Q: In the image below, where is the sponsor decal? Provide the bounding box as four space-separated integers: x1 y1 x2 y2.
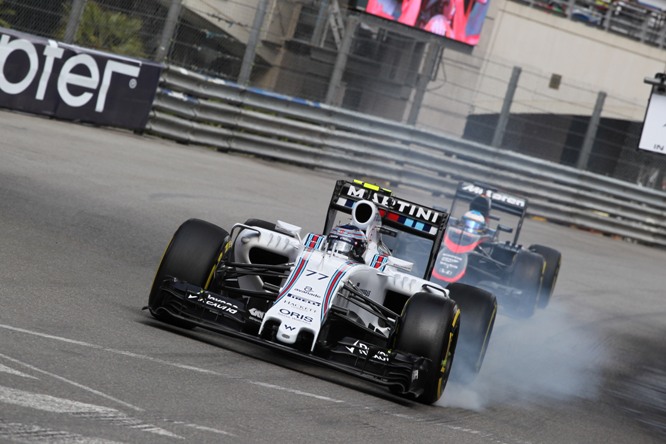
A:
279 308 313 323
344 340 389 362
345 185 440 224
286 293 321 306
284 325 296 331
0 28 161 129
0 34 140 112
188 291 239 315
461 183 526 208
284 300 317 313
249 308 264 320
293 286 323 299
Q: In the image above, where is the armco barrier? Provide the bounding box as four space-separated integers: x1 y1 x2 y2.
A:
146 66 666 247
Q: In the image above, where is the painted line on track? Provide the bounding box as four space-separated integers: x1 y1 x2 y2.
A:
0 385 182 439
0 322 515 443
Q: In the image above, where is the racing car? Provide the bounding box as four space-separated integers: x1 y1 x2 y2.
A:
145 179 496 404
428 181 562 317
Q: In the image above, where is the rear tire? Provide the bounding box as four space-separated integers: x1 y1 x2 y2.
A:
244 218 276 230
148 219 229 328
393 292 460 404
529 244 562 309
506 251 544 317
446 283 497 384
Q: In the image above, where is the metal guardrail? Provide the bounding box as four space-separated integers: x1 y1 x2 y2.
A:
147 66 666 247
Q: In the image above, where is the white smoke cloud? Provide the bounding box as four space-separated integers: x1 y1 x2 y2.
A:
439 299 609 410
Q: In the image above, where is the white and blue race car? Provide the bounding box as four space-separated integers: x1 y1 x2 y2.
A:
145 180 496 404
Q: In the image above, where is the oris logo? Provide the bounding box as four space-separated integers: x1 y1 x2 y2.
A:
279 308 313 323
0 34 140 113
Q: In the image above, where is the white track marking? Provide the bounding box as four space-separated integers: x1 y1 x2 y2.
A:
0 353 143 412
0 421 125 443
0 363 38 379
248 381 344 403
166 421 236 437
0 323 510 442
0 386 182 439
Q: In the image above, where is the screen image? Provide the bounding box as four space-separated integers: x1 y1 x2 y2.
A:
352 0 490 46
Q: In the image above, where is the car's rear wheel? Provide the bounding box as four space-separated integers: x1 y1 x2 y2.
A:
529 244 562 308
506 251 544 317
446 283 497 384
393 292 460 404
244 218 276 230
148 218 229 328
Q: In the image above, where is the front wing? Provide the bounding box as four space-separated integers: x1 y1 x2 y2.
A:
147 278 430 398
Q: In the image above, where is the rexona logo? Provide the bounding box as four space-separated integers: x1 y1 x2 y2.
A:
0 34 140 112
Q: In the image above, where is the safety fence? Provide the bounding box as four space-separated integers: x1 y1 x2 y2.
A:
147 66 666 247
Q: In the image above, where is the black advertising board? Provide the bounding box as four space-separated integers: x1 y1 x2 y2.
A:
0 27 162 130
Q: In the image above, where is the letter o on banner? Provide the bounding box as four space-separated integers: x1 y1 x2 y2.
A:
0 35 39 95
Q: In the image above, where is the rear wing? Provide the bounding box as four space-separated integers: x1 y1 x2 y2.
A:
324 180 450 279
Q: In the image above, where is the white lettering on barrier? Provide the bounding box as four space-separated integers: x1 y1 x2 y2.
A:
0 33 140 113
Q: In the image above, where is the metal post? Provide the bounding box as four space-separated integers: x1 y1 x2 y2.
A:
311 0 330 47
155 0 183 63
577 91 606 170
63 0 87 44
492 66 521 148
238 0 270 86
406 39 442 125
325 15 358 106
565 0 575 19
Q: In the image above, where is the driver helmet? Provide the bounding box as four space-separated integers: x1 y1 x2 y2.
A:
460 210 486 234
326 224 368 262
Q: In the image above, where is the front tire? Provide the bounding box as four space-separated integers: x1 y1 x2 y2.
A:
529 244 562 309
447 283 497 384
148 219 229 328
393 292 460 404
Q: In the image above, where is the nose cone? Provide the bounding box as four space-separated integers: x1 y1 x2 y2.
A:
277 322 298 344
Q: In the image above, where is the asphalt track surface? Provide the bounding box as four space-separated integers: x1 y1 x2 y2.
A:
0 109 665 443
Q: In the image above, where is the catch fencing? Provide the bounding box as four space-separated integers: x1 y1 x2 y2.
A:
147 66 666 247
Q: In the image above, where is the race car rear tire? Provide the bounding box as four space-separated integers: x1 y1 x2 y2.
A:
506 251 544 318
393 292 460 404
529 244 562 309
148 218 229 328
446 283 497 384
244 218 276 230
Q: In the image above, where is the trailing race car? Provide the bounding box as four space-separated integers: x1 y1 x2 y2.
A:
428 181 562 317
145 179 496 404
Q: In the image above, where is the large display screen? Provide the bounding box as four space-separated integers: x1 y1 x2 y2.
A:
351 0 490 46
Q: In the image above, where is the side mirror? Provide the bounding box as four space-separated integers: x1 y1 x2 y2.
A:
497 224 513 234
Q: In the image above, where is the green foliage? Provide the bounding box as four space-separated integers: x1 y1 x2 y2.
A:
0 0 15 28
64 0 145 58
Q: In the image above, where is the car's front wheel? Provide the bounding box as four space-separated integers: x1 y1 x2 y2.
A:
148 218 229 328
393 292 460 404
